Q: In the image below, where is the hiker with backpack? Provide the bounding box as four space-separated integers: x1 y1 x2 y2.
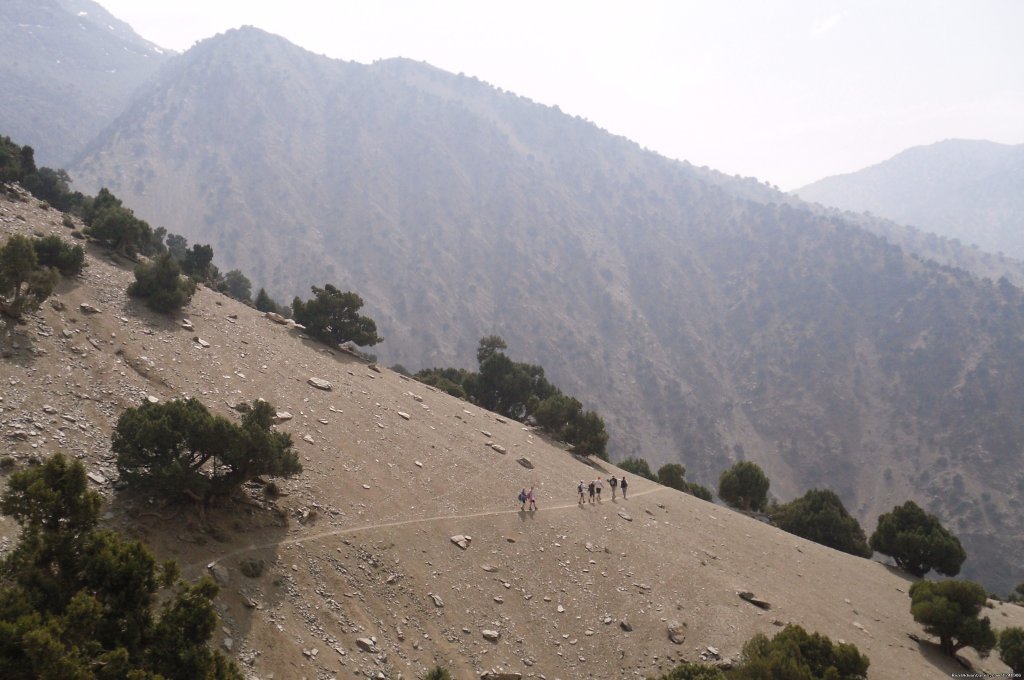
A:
620 476 628 499
527 486 537 512
587 479 596 504
578 480 586 505
518 488 528 510
609 475 618 500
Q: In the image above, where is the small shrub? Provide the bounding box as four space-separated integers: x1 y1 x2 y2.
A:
686 482 714 501
647 662 725 679
70 229 85 239
0 234 59 319
32 234 85 275
61 213 74 228
732 624 869 680
128 252 197 313
618 456 657 481
0 456 15 470
239 558 266 578
999 627 1024 675
264 481 281 498
423 667 453 680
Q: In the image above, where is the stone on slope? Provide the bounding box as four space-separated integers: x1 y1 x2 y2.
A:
355 637 377 653
480 672 522 680
79 303 100 314
516 457 534 469
308 377 332 390
450 535 470 549
482 629 500 642
667 620 687 644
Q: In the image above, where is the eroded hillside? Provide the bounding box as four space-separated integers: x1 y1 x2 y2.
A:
3 189 1022 680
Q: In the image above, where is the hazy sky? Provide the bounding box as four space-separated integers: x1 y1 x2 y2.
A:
98 0 1024 189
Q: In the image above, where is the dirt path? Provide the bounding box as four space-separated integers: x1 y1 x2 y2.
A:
187 486 666 572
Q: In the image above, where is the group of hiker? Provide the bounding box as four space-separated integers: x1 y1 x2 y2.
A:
578 475 627 505
517 475 629 512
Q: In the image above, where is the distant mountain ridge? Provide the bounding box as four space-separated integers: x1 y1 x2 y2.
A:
63 27 1024 593
796 139 1024 261
0 0 169 165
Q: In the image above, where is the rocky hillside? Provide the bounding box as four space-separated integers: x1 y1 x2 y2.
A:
796 140 1024 261
63 28 1024 594
3 187 1022 679
0 0 169 166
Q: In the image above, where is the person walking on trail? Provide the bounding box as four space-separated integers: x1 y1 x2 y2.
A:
578 480 586 505
620 476 628 499
518 488 527 511
609 475 618 500
595 476 604 502
587 480 596 504
527 486 537 512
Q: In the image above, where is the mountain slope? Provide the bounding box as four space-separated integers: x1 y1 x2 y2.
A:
796 140 1024 260
3 187 1022 679
69 29 1024 594
0 0 170 165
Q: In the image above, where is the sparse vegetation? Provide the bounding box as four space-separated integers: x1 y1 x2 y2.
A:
909 579 995 657
221 269 252 302
239 558 266 578
618 456 657 481
113 398 301 505
128 252 197 313
416 336 610 459
869 500 966 577
82 187 164 257
770 488 872 557
0 454 241 679
423 667 453 680
718 461 770 512
292 283 383 347
0 233 59 320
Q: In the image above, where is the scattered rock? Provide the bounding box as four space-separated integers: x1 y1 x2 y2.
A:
146 395 159 404
307 377 332 391
302 434 315 444
86 471 106 485
397 411 411 420
516 457 534 469
222 637 233 652
430 593 444 607
620 621 633 632
274 411 293 422
181 319 194 331
79 303 100 314
481 564 498 573
667 620 687 644
490 443 507 454
482 629 501 642
355 637 377 653
450 535 470 550
265 312 288 324
480 672 522 680
738 591 772 610
207 563 230 586
414 460 423 467
368 363 381 373
193 337 210 348
617 511 633 522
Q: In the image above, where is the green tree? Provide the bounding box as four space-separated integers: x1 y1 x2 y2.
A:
0 234 59 320
998 627 1024 675
771 489 872 557
292 284 382 347
618 457 656 481
657 463 688 491
732 624 869 680
32 235 84 276
128 252 197 313
254 287 278 313
869 500 966 577
0 454 241 679
165 233 189 262
182 244 215 281
686 481 714 501
1007 582 1024 603
113 398 302 504
909 580 995 657
222 269 252 301
647 662 725 680
718 460 770 512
